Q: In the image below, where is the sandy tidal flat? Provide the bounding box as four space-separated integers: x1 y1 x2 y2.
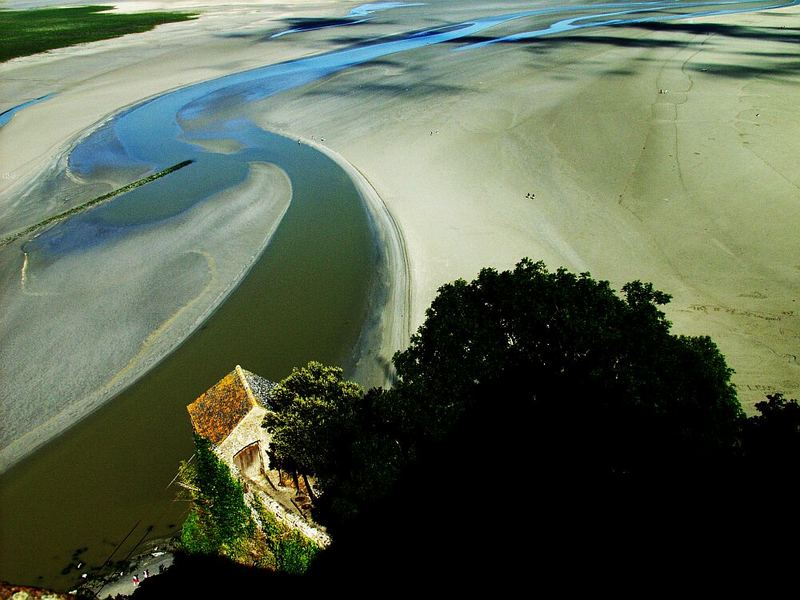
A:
0 162 291 470
1 1 798 474
249 2 800 407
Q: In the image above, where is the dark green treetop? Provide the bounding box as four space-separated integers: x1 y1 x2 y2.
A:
263 362 404 522
390 258 742 474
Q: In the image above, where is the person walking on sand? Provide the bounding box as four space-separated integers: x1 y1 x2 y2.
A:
132 574 140 586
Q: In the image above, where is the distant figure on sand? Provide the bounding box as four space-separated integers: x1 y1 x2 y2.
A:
132 575 140 586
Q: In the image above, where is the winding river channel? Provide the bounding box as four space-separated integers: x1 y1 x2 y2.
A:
0 0 796 588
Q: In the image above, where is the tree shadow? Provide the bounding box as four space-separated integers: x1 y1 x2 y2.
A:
446 20 800 81
302 79 468 99
628 20 800 44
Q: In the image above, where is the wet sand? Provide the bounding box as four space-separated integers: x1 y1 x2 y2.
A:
0 162 292 470
251 2 800 408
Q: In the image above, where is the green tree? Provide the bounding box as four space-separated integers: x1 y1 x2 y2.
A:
264 363 404 523
180 435 253 556
390 258 743 476
264 362 363 490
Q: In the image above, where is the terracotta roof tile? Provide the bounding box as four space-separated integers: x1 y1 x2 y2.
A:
187 367 260 445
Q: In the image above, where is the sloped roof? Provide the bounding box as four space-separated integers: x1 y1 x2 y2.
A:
242 369 278 406
187 365 276 445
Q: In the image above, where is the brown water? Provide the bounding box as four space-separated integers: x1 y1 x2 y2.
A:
0 135 378 590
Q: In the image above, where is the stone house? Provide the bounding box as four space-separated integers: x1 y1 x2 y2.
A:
186 365 276 481
186 365 330 546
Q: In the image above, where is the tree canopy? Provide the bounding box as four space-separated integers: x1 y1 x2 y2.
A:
389 258 742 478
263 362 405 521
265 260 749 530
169 258 798 582
264 362 363 490
308 261 796 578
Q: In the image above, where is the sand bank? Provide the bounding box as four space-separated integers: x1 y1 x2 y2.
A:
249 3 800 408
295 135 412 384
0 161 291 471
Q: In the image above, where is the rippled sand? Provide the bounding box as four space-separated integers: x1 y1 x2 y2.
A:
0 162 291 470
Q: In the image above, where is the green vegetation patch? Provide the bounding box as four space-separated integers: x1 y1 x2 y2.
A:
0 5 196 62
179 436 254 558
251 497 320 574
179 436 320 575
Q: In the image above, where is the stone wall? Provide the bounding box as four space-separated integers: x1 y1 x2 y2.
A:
214 406 271 472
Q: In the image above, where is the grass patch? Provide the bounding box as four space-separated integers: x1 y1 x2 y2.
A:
250 496 320 574
0 5 196 62
179 437 321 575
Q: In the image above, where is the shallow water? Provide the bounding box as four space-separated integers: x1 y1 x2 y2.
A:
0 134 376 590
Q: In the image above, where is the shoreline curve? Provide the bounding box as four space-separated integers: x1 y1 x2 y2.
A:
0 161 293 473
290 133 413 387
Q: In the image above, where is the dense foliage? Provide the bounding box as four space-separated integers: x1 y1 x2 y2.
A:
249 497 320 575
179 435 319 575
264 362 404 520
0 6 195 63
266 260 752 531
390 259 743 469
179 436 253 557
265 361 364 487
